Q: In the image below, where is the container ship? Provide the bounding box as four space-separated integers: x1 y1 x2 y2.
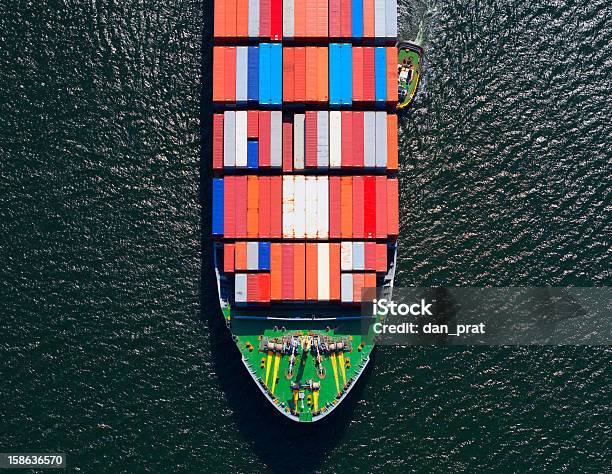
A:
210 0 413 422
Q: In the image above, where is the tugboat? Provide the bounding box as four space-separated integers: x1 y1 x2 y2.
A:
397 42 423 110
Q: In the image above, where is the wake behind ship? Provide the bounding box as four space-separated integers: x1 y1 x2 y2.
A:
211 0 400 422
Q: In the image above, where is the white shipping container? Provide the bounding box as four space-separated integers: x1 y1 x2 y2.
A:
282 176 295 238
385 0 397 38
317 243 330 301
283 0 294 37
293 114 305 169
223 111 236 167
236 47 248 102
248 0 259 37
305 177 318 239
235 111 248 167
317 111 329 168
270 111 282 167
316 177 329 239
363 112 376 167
235 274 247 303
352 242 365 270
329 111 341 168
247 242 259 270
294 175 306 238
375 0 386 37
341 273 353 303
341 241 353 271
375 112 387 168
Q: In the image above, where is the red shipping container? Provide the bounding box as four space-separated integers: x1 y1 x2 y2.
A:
293 243 305 300
340 177 353 238
364 242 376 270
363 176 376 238
224 176 236 238
213 47 224 101
305 243 318 301
247 110 259 139
387 114 398 171
214 0 226 37
352 175 364 238
317 0 328 37
352 47 364 102
352 111 364 167
236 0 248 37
387 178 399 236
329 243 341 300
224 243 235 273
247 273 259 303
362 47 375 101
329 0 341 37
270 0 282 40
363 0 375 38
305 111 318 167
305 47 318 102
294 48 306 102
258 176 271 237
329 177 341 239
270 243 282 300
375 243 387 272
386 47 399 103
283 121 293 173
247 176 259 238
213 113 224 170
317 48 329 102
340 0 352 37
375 176 387 238
258 273 271 303
270 176 282 238
235 176 248 238
281 243 294 300
258 111 271 167
226 0 237 37
353 273 365 302
260 0 271 38
341 111 353 167
224 47 236 102
283 48 295 102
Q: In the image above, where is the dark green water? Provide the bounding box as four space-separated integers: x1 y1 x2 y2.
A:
1 0 610 472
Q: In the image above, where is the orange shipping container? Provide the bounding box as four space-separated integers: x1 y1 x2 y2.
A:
294 0 306 37
386 47 399 103
294 48 306 102
213 47 224 101
224 243 235 272
235 242 247 270
317 0 328 36
270 176 282 238
247 176 259 238
305 47 318 101
387 114 398 171
364 273 377 299
306 243 318 301
225 0 237 37
363 0 375 38
353 273 365 302
340 177 353 238
293 243 306 300
317 47 329 102
214 0 226 37
224 47 236 102
259 176 271 237
375 243 387 272
387 178 399 236
283 48 295 102
270 244 282 300
306 0 316 37
236 0 248 37
329 243 341 300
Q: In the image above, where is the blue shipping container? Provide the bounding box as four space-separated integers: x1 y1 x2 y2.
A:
270 44 283 105
375 47 387 102
259 43 271 105
248 46 259 102
352 0 363 39
258 242 271 270
247 140 259 169
329 44 341 105
212 178 224 236
341 44 353 105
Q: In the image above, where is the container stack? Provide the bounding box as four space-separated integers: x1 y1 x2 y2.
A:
213 0 398 305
